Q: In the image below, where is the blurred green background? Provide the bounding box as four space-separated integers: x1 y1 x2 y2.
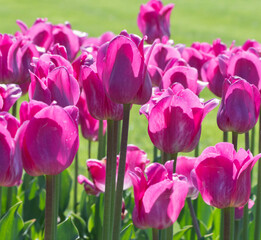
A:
2 0 261 198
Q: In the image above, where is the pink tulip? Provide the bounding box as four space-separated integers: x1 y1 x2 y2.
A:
129 162 188 229
97 31 152 105
235 199 255 220
77 91 107 141
137 0 174 44
192 142 261 208
165 157 198 199
0 84 22 112
0 112 22 186
217 76 260 133
227 50 261 89
140 84 219 153
78 145 150 195
81 65 123 120
29 66 80 107
15 103 79 176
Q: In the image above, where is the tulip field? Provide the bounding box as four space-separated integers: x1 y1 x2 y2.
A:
2 0 261 240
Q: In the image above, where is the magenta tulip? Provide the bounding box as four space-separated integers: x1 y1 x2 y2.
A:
78 145 150 195
77 91 107 141
165 157 198 199
140 84 219 153
15 103 79 176
192 142 261 208
0 112 22 186
235 199 254 220
81 65 123 120
129 162 188 229
137 0 174 44
0 84 22 112
217 76 260 133
29 66 80 107
97 31 152 105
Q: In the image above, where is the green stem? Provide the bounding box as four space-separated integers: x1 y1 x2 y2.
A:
112 104 131 240
187 198 202 239
0 187 2 217
224 208 230 240
6 187 13 209
88 140 91 159
152 228 159 240
170 153 178 173
254 110 261 240
161 151 168 164
102 120 114 240
74 152 78 213
117 120 121 154
12 101 17 117
232 132 238 151
194 143 199 157
250 126 255 154
109 121 119 232
98 120 105 160
245 132 249 150
223 131 228 142
153 146 158 162
220 209 224 240
229 208 235 240
234 220 240 240
44 175 59 240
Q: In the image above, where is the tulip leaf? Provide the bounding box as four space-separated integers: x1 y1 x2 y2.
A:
57 217 79 240
173 225 193 240
59 170 72 220
71 213 87 239
0 202 24 240
23 219 36 237
120 223 133 240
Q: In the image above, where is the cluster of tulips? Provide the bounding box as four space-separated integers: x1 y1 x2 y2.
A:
1 0 261 239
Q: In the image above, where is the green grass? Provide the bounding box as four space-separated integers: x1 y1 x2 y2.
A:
2 0 261 210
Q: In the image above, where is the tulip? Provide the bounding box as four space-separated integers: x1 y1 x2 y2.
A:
129 162 188 229
81 65 123 120
97 31 152 105
165 157 198 199
192 142 261 208
78 144 150 195
140 83 219 153
0 84 22 112
77 91 107 141
227 50 261 89
235 199 254 220
137 0 174 44
29 66 80 107
0 112 22 186
15 103 79 176
217 76 260 133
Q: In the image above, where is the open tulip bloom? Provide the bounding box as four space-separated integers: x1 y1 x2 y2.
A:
192 142 261 209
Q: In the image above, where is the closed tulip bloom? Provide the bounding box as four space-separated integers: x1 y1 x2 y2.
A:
129 163 188 229
0 113 22 186
227 50 261 89
97 31 152 105
165 157 198 199
137 0 174 44
81 65 123 120
192 142 261 208
217 76 260 133
141 84 219 153
78 145 149 195
29 66 80 107
0 84 22 112
16 104 79 176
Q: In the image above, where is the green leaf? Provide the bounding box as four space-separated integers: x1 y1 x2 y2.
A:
23 219 36 236
59 170 72 219
173 225 193 240
120 223 133 240
0 202 24 240
71 213 87 238
57 217 79 240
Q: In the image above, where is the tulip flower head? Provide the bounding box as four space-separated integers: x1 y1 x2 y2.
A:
192 142 261 208
129 162 188 229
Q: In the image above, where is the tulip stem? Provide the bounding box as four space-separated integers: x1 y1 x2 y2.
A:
242 132 249 239
223 131 228 142
152 228 159 240
153 146 158 162
170 153 178 173
74 152 78 213
250 126 255 154
254 110 261 240
44 174 59 240
112 104 131 240
102 120 115 240
88 140 91 159
220 209 224 240
230 208 235 240
187 198 202 239
161 151 169 164
232 132 238 151
6 187 13 209
98 120 105 160
0 187 2 217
